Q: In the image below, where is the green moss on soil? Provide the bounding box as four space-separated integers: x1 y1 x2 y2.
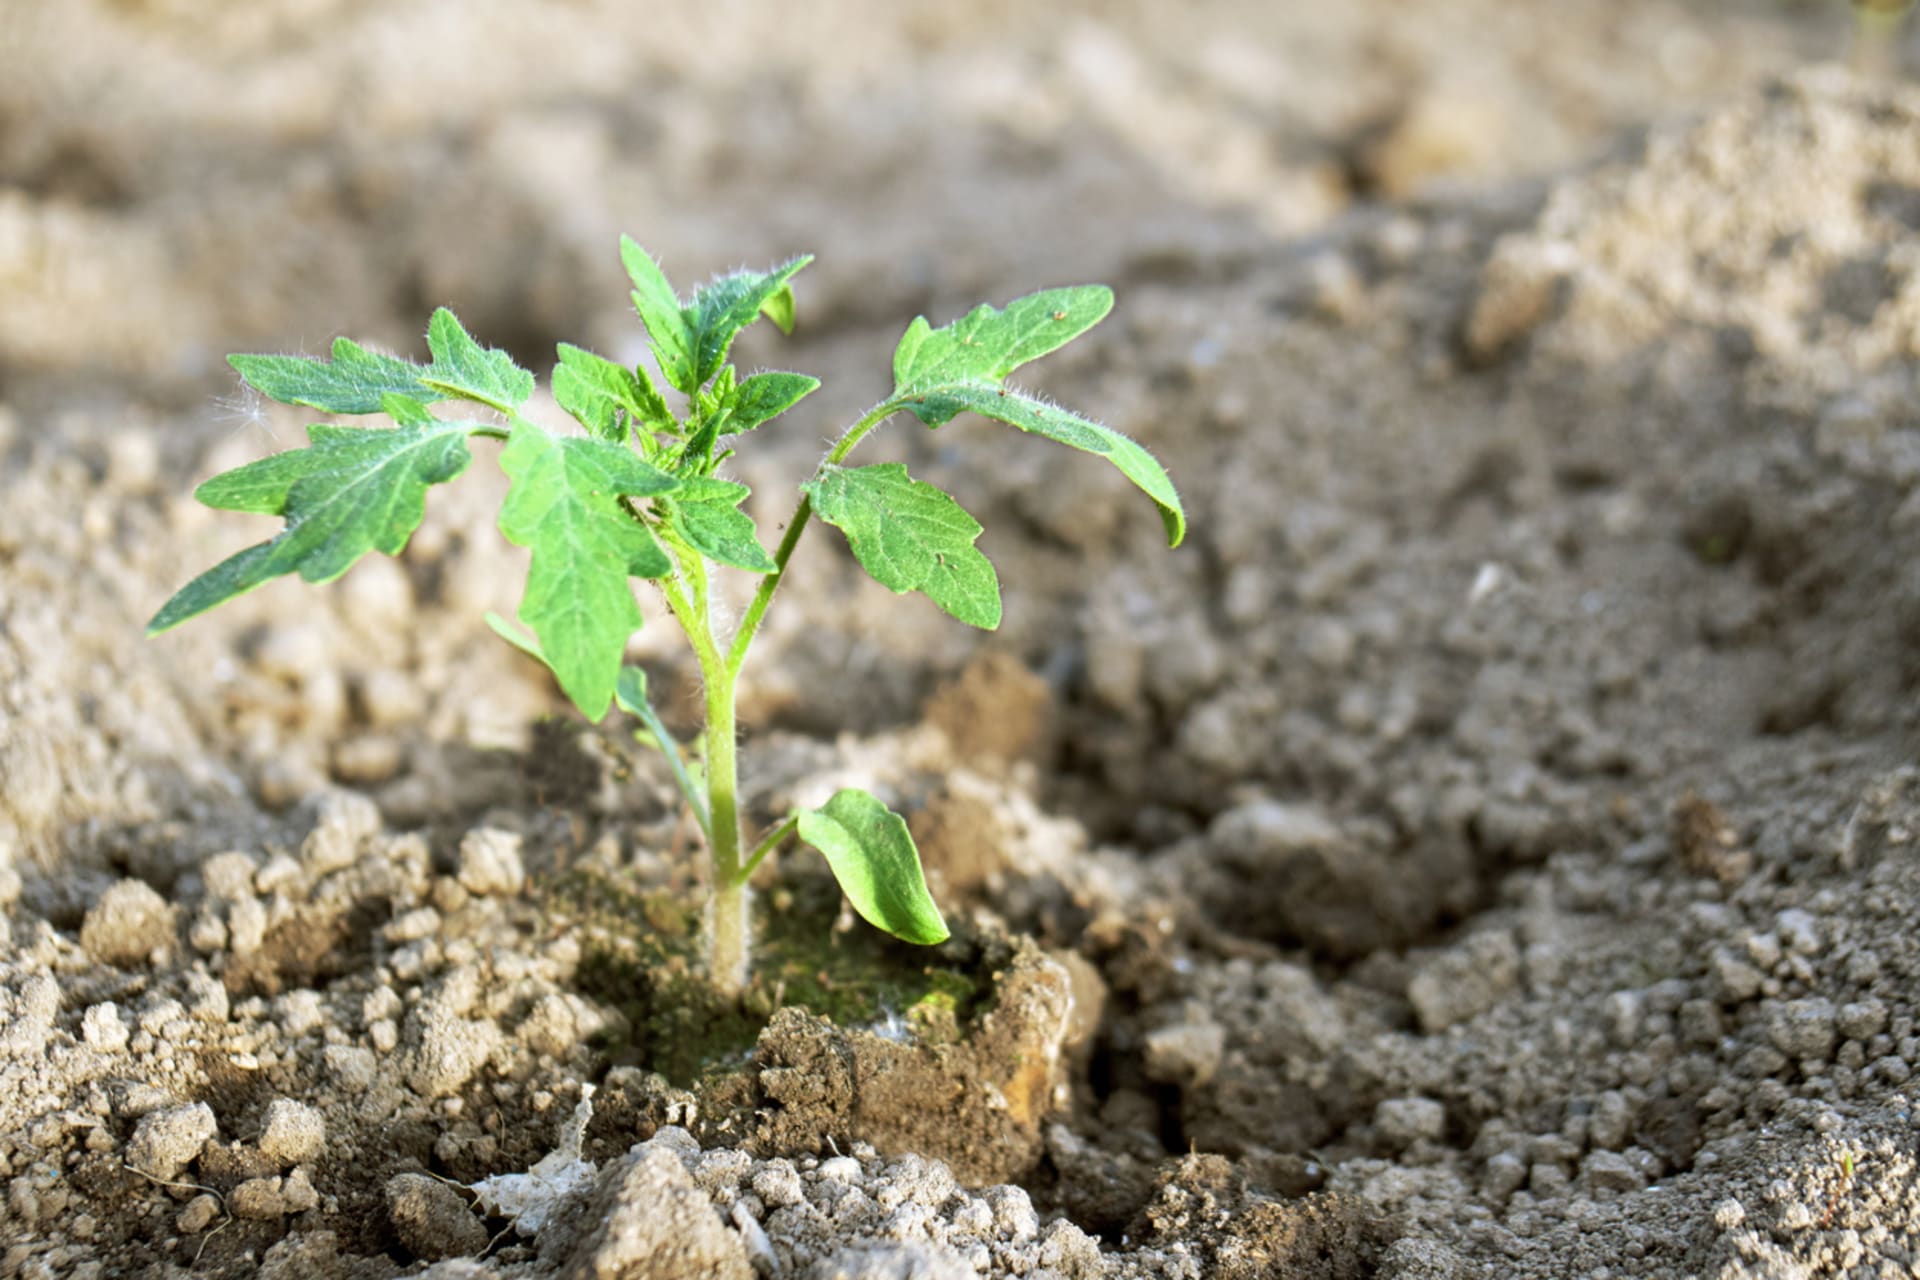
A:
553 867 988 1086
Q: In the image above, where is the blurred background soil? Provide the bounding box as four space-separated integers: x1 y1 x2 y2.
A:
6 2 1920 1277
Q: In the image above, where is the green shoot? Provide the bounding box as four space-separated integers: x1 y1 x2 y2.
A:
150 237 1186 995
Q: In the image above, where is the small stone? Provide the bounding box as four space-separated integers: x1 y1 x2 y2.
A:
282 1167 320 1213
81 1004 129 1053
1375 1096 1448 1148
818 1156 862 1184
177 1194 221 1234
127 1103 218 1182
231 1176 287 1219
1581 1150 1645 1193
259 1100 326 1167
323 1045 377 1091
360 669 426 728
752 1160 805 1208
982 1185 1038 1242
1775 909 1820 955
456 828 525 897
1764 998 1837 1061
301 790 380 875
1837 999 1889 1041
332 735 405 786
386 1173 488 1261
1142 1022 1226 1088
1710 949 1763 1003
79 880 176 967
567 1146 751 1279
184 969 230 1023
201 852 260 901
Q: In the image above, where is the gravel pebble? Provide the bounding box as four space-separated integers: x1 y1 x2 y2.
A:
126 1103 217 1182
259 1099 326 1167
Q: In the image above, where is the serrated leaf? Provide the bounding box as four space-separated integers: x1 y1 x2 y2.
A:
896 383 1184 548
687 257 812 387
664 477 775 573
149 416 479 633
420 308 535 411
621 236 698 394
893 285 1112 392
230 340 437 415
718 371 818 434
801 463 1001 628
552 343 675 443
797 789 949 945
231 310 534 416
496 422 681 720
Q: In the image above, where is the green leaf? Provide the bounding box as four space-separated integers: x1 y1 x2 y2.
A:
801 463 1001 628
893 285 1112 392
552 343 675 443
686 257 812 387
420 308 535 412
665 477 775 573
621 236 698 395
797 789 949 945
230 340 437 416
897 383 1184 548
148 412 480 633
496 422 681 720
718 371 818 434
760 283 799 335
485 609 550 666
229 311 534 416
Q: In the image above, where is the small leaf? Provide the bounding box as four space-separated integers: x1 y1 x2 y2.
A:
686 257 812 387
149 416 481 633
665 477 775 573
496 421 681 720
801 463 1000 628
230 340 436 415
797 789 949 945
895 383 1184 548
552 343 675 443
613 665 649 717
718 371 818 434
421 308 535 412
485 610 550 666
620 237 697 394
893 285 1112 391
760 283 799 335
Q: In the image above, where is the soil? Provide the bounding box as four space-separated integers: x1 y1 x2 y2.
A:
6 2 1920 1277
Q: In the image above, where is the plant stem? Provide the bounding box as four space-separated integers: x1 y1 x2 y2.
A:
659 557 750 994
679 396 906 992
725 397 902 678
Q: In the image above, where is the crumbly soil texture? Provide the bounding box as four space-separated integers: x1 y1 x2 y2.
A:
7 4 1920 1278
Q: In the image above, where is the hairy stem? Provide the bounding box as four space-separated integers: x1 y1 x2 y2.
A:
724 397 903 678
659 558 749 994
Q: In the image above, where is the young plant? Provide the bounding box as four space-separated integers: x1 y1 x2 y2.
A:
149 237 1185 994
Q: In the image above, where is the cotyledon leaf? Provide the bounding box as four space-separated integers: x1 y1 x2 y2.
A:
891 382 1184 548
496 421 681 721
229 308 534 415
148 396 482 633
801 463 1000 629
797 788 949 946
892 285 1112 392
664 477 775 573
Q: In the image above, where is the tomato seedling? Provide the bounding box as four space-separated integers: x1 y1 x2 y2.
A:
150 237 1185 993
